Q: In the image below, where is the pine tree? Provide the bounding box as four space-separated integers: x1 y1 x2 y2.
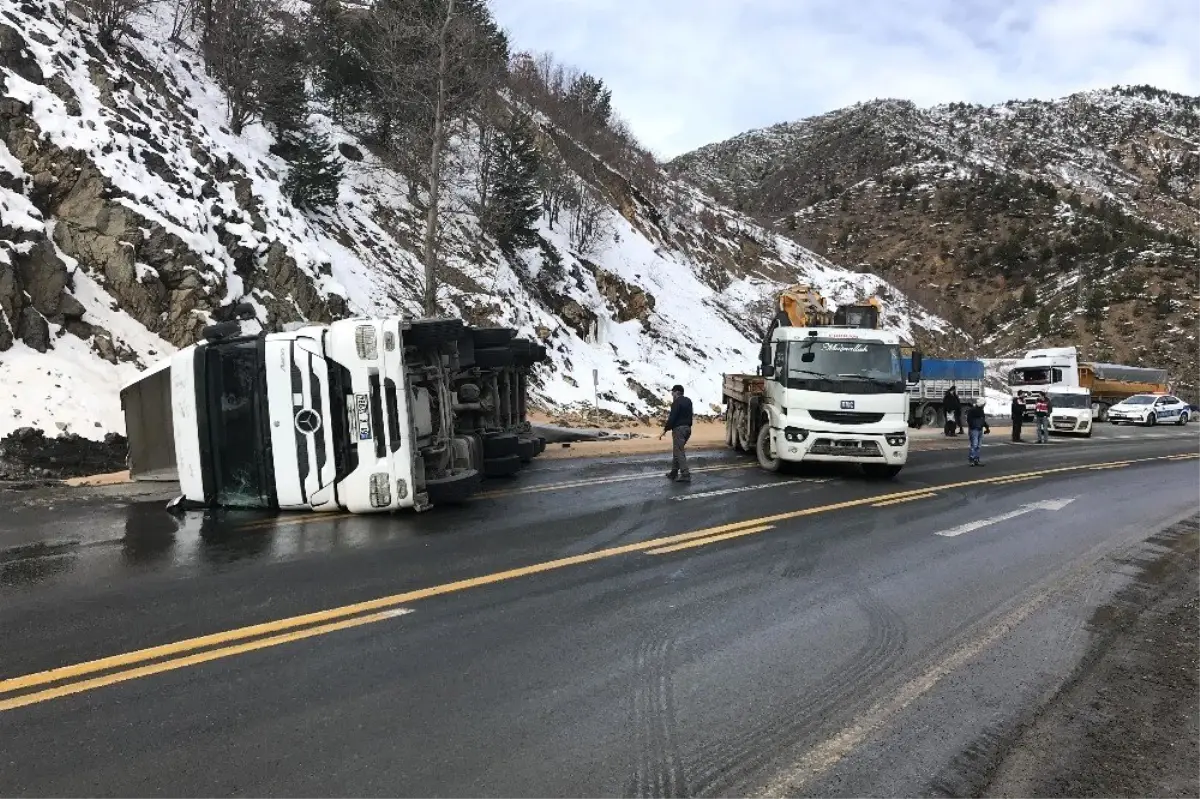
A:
1020 282 1037 308
484 113 541 249
283 130 344 210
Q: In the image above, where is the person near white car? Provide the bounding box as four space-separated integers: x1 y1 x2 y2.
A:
1107 394 1191 426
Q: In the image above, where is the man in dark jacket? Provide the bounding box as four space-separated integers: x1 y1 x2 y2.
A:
943 386 962 436
1010 394 1025 441
660 384 693 482
965 398 991 466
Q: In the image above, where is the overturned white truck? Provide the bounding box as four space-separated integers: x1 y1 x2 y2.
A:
120 306 549 514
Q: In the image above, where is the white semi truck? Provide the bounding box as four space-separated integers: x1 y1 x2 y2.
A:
723 285 922 478
119 306 548 514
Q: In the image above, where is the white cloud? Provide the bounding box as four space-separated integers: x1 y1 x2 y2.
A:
489 0 1200 158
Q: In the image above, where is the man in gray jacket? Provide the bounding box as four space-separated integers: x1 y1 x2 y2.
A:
659 384 693 482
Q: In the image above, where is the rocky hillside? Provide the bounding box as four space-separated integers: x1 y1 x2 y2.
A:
671 88 1200 401
0 0 950 439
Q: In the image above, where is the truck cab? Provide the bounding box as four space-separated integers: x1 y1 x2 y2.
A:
1008 346 1080 420
755 326 917 478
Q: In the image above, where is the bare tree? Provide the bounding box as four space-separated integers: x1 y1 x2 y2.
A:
367 0 506 316
203 0 272 134
80 0 161 47
566 180 611 256
167 0 196 45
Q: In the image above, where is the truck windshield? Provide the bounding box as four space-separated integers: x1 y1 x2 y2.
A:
1048 393 1090 409
786 339 904 394
1010 367 1052 385
201 338 276 508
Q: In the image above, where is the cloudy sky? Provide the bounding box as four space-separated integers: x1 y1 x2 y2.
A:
490 0 1200 159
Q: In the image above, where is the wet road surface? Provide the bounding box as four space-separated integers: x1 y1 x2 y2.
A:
0 425 1197 796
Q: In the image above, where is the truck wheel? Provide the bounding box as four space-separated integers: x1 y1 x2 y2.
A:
474 347 514 369
756 424 782 472
919 403 939 428
425 469 481 505
517 437 537 463
405 318 464 348
472 327 515 348
483 454 521 478
482 432 519 458
862 464 902 479
201 320 240 342
725 411 735 447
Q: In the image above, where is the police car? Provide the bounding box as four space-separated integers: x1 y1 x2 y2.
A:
1107 394 1191 426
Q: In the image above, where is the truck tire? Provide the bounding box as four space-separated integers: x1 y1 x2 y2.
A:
482 432 519 458
536 436 546 454
474 347 514 369
918 403 940 428
472 327 515 348
425 469 481 505
202 321 240 342
483 454 521 478
862 464 902 479
725 410 735 447
517 437 537 463
756 424 782 472
405 318 463 348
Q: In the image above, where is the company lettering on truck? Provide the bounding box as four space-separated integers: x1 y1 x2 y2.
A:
355 393 372 440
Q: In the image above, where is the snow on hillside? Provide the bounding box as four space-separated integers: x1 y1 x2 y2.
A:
0 0 950 440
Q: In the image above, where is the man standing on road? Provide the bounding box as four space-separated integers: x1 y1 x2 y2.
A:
1011 394 1025 442
1035 392 1052 444
660 384 693 482
966 397 991 466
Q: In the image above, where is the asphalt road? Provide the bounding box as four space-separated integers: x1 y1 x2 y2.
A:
0 423 1197 796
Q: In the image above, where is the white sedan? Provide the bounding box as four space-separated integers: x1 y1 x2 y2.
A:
1108 394 1191 426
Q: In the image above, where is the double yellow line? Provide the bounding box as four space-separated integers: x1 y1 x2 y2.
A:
1 451 1195 713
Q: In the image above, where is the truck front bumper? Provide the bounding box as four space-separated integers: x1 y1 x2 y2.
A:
774 427 909 466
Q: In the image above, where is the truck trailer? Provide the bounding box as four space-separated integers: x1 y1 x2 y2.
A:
120 308 548 514
902 354 985 429
1007 346 1168 421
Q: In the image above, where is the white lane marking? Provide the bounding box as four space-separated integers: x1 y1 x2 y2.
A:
670 479 828 502
378 608 415 619
934 497 1077 538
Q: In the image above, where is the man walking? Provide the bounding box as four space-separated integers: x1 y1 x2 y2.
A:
660 384 693 482
1010 394 1025 442
1035 392 1052 444
966 397 991 466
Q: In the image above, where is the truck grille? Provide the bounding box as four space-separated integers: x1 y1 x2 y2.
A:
809 439 883 457
809 410 885 425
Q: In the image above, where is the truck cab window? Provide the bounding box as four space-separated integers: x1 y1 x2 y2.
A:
202 339 275 509
772 342 787 378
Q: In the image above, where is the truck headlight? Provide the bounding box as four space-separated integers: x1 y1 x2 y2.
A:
886 433 907 446
784 427 808 442
369 472 391 507
356 325 379 360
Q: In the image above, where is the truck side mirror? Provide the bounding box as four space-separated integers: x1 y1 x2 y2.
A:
911 350 923 372
761 363 775 378
907 371 919 383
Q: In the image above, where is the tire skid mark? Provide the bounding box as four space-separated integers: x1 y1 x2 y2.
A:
685 587 908 797
628 631 687 797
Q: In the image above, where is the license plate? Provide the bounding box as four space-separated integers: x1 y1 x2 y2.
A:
355 393 372 440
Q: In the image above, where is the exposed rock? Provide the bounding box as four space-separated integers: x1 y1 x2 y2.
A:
0 23 43 85
17 306 51 351
46 73 81 116
594 267 656 324
0 426 128 480
338 142 364 162
58 291 86 320
13 238 68 318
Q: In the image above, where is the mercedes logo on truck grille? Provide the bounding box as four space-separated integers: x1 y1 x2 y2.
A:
294 408 322 434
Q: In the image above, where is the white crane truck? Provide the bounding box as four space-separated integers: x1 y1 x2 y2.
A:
723 287 922 478
120 306 548 514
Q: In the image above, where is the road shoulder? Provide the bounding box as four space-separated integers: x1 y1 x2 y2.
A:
984 514 1199 798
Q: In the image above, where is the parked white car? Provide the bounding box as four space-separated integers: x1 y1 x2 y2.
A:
1047 388 1094 436
1107 394 1191 426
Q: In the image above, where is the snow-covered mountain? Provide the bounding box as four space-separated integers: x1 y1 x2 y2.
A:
670 89 1199 401
0 0 950 440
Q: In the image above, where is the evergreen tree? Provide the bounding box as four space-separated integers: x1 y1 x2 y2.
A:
1020 281 1037 308
261 30 309 140
308 0 374 125
283 130 344 210
484 113 541 249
